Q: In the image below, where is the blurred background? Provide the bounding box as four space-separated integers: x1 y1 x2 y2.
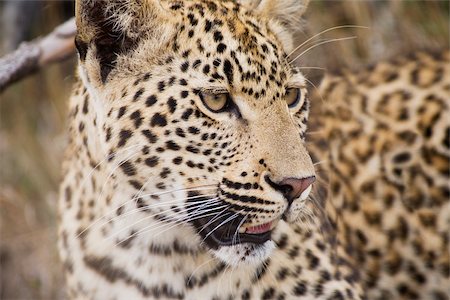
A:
0 1 448 299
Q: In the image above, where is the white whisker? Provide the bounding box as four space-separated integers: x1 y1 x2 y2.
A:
203 211 242 241
232 213 248 246
77 184 219 238
145 208 227 241
138 185 219 198
187 257 217 286
289 36 358 65
304 76 326 105
287 25 369 57
118 204 230 246
197 205 231 234
305 130 323 135
217 263 231 296
297 66 327 71
82 143 145 187
96 194 217 233
108 198 221 241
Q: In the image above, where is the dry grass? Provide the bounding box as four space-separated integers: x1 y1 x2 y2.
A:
0 1 448 299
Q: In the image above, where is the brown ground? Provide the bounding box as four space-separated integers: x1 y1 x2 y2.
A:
0 1 448 299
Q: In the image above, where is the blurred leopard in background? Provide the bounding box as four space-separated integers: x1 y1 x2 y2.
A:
309 50 450 300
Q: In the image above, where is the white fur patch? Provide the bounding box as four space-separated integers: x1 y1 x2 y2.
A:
211 241 276 267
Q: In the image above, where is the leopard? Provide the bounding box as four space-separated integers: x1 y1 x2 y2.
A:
307 50 450 300
58 0 449 299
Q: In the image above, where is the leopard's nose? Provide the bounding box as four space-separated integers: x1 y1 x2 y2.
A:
265 175 316 204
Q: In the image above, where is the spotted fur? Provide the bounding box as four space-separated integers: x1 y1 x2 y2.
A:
308 50 450 300
59 0 449 299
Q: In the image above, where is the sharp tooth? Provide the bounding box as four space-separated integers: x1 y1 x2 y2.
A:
239 227 246 233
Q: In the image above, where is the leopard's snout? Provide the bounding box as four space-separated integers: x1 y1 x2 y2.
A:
264 175 316 205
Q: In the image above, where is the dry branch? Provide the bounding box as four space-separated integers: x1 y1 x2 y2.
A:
0 18 77 93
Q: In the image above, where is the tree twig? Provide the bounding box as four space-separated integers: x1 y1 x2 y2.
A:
0 17 77 93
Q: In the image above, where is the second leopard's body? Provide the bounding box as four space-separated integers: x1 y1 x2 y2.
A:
309 51 450 299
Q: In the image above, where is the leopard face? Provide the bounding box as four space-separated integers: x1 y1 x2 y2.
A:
74 0 314 267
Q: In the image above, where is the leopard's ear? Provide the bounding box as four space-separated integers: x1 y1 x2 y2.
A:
240 0 310 52
75 0 175 84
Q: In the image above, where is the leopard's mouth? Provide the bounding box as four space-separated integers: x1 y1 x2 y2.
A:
194 216 274 249
187 193 275 249
204 222 272 249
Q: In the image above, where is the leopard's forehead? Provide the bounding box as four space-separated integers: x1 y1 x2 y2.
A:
112 0 295 103
169 0 284 56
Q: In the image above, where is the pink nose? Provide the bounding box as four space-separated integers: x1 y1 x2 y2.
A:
265 175 316 204
279 176 316 201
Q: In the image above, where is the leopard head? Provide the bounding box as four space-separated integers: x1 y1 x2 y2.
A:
74 0 314 267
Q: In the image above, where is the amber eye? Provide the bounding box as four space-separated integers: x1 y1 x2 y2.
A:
200 92 230 112
285 88 301 108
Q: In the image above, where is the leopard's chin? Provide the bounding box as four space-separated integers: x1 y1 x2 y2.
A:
212 241 276 267
193 213 277 266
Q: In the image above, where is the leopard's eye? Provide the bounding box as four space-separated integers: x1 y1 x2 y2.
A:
200 92 230 112
285 88 301 108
